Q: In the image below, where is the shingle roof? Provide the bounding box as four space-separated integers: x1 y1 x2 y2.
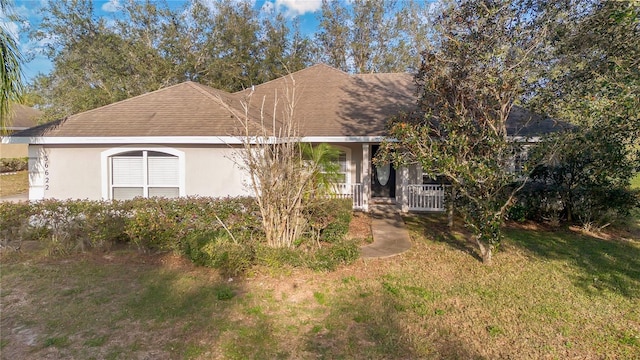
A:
18 82 260 137
6 104 41 130
236 64 416 137
11 64 566 139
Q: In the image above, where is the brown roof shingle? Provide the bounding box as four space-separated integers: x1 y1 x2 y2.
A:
6 104 42 130
26 82 260 137
11 64 566 139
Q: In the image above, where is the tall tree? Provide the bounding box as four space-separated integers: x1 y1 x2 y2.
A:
381 0 551 264
316 0 430 73
522 0 640 225
30 0 316 117
0 0 24 133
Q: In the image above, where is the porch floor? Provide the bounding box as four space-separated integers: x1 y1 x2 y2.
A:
360 204 412 258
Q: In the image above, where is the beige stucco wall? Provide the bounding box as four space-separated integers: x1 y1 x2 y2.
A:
31 144 251 200
28 142 371 201
179 145 249 198
33 145 104 200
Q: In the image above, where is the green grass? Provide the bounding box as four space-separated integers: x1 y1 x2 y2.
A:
1 216 639 359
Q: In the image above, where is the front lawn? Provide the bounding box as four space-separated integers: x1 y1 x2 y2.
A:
0 170 28 197
2 214 639 359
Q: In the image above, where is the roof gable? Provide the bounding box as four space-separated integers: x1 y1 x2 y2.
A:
31 82 259 137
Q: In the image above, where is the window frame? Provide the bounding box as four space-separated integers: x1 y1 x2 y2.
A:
101 147 185 200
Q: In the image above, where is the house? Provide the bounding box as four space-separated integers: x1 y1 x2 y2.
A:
1 104 42 159
3 64 562 211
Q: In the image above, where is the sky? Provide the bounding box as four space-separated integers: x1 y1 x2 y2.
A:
1 0 325 83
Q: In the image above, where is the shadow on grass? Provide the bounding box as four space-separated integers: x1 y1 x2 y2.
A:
506 227 640 299
302 275 485 359
403 214 483 262
124 268 288 358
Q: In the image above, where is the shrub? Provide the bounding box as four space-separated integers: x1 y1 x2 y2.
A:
124 197 262 252
306 240 360 271
304 198 352 243
0 197 359 274
182 231 255 277
254 245 305 269
0 158 28 173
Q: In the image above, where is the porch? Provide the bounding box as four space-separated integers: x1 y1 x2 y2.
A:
334 183 447 213
326 143 447 213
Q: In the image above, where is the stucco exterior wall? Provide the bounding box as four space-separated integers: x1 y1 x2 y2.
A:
28 142 370 201
179 145 249 198
30 144 251 200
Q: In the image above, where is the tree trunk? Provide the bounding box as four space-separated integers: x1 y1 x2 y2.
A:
476 238 493 266
447 187 455 228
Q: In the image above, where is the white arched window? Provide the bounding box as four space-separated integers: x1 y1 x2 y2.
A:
101 148 185 200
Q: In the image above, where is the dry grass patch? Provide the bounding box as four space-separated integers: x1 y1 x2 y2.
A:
0 170 28 197
1 213 639 359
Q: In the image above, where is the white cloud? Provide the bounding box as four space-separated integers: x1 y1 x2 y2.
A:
101 0 121 13
275 0 322 16
261 1 275 14
0 20 20 41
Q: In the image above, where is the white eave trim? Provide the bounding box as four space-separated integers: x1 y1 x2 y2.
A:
1 135 540 145
1 135 390 145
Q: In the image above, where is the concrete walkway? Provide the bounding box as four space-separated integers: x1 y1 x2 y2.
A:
360 204 412 258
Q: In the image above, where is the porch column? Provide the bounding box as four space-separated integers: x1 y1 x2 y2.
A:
362 144 370 212
401 166 409 213
28 145 46 201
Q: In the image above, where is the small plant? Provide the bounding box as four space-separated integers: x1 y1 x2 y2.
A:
213 285 235 300
44 336 70 348
313 291 327 305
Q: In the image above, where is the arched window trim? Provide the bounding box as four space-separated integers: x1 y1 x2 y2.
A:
100 147 185 200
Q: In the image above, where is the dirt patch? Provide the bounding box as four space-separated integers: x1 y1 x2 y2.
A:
347 212 372 241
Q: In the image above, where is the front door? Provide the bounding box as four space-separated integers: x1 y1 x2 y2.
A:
371 145 396 198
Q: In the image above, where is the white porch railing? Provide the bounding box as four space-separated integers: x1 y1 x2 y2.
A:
332 183 365 210
407 184 446 212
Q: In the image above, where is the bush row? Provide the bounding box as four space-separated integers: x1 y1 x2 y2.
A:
0 158 28 173
0 197 358 273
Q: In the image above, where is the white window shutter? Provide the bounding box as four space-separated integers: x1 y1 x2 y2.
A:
148 156 179 186
112 157 144 185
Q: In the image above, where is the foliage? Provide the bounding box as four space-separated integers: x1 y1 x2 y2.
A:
30 0 313 120
514 127 640 227
0 197 355 273
231 77 347 248
520 1 640 227
0 197 261 254
0 0 24 133
182 231 256 277
0 157 27 172
316 0 430 73
307 198 352 243
380 0 549 264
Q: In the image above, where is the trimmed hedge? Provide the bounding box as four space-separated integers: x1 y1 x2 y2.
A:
0 197 358 273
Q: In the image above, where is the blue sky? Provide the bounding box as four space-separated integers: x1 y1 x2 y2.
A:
2 0 324 83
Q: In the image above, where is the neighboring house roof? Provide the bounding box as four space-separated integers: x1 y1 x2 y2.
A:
9 64 566 140
5 104 41 131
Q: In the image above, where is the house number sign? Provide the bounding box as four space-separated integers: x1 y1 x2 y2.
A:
44 154 50 191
